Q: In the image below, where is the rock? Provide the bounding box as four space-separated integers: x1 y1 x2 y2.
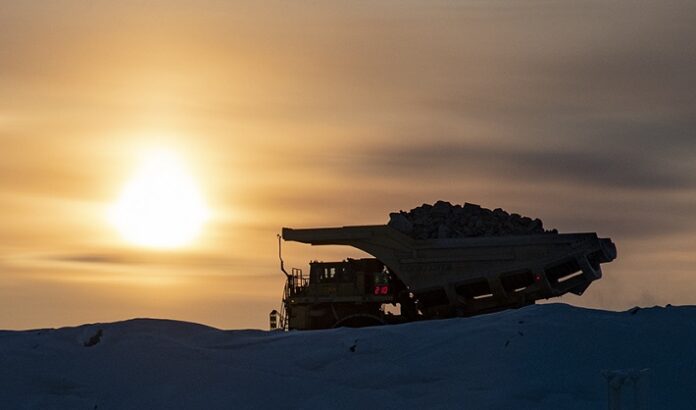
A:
437 224 450 239
388 201 557 239
432 200 452 215
83 329 103 347
388 212 413 233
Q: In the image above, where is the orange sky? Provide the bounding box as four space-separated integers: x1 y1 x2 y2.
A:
1 1 696 329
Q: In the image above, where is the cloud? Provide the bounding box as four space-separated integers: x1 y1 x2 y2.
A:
22 252 263 273
348 139 696 192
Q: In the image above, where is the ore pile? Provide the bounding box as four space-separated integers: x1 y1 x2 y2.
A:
388 201 558 239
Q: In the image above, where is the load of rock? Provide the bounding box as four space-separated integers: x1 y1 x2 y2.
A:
388 201 558 239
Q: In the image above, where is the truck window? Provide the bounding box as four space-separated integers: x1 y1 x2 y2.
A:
319 266 337 283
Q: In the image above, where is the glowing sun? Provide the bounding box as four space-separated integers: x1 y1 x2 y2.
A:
109 149 210 249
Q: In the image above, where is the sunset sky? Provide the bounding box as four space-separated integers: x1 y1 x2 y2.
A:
1 1 695 330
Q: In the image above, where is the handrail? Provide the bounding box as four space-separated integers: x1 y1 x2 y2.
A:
279 267 308 330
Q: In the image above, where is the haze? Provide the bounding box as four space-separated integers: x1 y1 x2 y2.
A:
1 0 695 329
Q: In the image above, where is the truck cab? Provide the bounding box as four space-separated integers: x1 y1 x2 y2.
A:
282 258 408 330
308 259 391 297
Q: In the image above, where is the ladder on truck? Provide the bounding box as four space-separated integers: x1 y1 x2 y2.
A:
272 267 306 330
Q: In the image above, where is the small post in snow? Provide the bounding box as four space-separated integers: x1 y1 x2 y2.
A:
602 368 649 410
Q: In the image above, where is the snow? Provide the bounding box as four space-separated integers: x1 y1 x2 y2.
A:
1 303 694 409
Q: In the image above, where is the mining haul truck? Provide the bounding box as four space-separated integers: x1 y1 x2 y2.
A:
271 225 616 331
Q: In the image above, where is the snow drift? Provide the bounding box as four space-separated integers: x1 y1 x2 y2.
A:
0 304 694 409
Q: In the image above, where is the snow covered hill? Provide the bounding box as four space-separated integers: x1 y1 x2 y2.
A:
1 304 694 410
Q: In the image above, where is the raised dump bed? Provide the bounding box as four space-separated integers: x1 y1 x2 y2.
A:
282 225 616 317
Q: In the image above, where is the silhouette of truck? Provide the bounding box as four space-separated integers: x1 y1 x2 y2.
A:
271 225 616 330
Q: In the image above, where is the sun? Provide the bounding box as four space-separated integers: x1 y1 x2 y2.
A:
108 149 210 249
